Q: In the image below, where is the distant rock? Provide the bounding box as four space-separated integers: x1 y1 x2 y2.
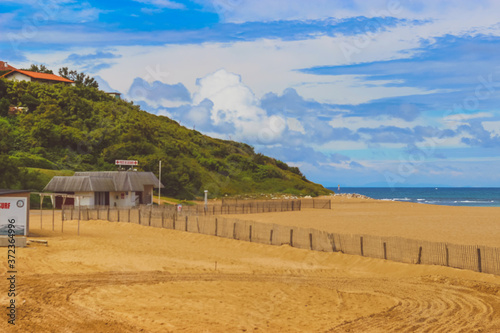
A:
334 193 372 200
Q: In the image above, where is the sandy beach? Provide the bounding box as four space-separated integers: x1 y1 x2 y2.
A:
1 198 500 332
226 196 500 247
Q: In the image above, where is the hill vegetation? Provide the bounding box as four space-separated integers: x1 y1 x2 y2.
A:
0 77 331 199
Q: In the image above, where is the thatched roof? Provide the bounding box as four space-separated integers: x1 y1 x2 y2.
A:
44 171 163 192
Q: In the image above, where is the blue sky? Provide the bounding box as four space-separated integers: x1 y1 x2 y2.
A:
2 0 500 187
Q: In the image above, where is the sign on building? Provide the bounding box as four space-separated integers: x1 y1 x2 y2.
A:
115 160 139 166
0 197 27 236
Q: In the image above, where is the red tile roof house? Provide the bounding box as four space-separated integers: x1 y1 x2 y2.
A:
0 66 75 86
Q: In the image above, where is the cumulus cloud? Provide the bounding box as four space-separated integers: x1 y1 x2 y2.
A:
128 77 191 108
93 75 118 92
192 69 286 144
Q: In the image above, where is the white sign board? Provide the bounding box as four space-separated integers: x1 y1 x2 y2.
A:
115 160 138 166
0 198 27 236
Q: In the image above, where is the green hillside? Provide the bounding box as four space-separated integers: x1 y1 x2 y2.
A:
0 78 332 199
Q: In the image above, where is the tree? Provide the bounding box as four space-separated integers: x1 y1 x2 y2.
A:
20 93 40 112
21 64 54 74
0 155 20 189
58 67 99 88
0 97 9 117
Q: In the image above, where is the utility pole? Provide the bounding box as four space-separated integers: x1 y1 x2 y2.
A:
204 190 208 211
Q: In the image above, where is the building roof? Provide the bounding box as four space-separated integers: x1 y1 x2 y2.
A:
0 61 16 71
1 69 74 83
0 189 31 195
44 171 164 193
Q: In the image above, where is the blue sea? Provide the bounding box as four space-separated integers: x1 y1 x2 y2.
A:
327 187 500 207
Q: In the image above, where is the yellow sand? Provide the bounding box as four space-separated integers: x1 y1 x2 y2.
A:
0 199 499 332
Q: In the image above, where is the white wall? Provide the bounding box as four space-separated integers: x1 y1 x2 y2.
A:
110 191 136 207
75 192 94 206
8 72 32 82
73 191 144 207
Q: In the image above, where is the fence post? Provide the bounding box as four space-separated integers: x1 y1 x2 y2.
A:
172 214 175 229
149 209 152 226
360 236 364 256
270 229 273 244
233 223 236 239
417 246 423 264
161 210 164 228
383 242 387 260
445 245 449 266
477 248 482 273
52 201 55 231
128 208 131 223
185 216 188 231
215 218 218 236
309 233 313 250
249 225 252 242
107 207 110 221
290 229 293 247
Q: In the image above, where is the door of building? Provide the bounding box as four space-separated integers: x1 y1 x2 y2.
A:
94 192 110 206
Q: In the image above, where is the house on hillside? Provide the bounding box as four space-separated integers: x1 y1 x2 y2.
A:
8 106 28 116
44 171 164 208
107 92 122 100
1 69 75 86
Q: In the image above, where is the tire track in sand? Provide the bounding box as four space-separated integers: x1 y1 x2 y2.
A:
327 276 500 333
8 272 500 332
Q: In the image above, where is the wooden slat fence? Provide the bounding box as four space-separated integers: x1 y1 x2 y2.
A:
63 205 499 276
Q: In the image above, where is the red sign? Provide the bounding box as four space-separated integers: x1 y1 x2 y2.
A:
115 160 138 166
0 202 11 209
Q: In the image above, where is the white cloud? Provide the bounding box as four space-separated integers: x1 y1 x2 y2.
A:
89 34 432 105
329 115 425 131
482 120 500 135
287 118 306 134
133 0 185 9
444 112 494 121
192 69 286 144
204 0 500 26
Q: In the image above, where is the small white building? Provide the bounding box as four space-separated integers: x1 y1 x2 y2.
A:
44 171 163 208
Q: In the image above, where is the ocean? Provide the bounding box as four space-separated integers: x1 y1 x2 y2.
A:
327 187 500 207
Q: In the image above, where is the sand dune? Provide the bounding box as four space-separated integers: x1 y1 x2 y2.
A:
1 201 500 332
